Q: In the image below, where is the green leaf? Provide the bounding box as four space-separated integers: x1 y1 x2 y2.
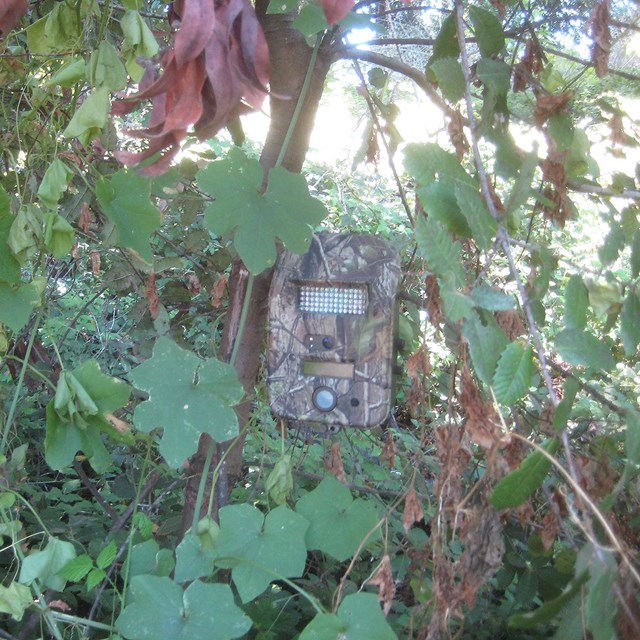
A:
505 150 538 215
198 148 327 274
0 582 32 621
0 189 21 283
476 59 510 95
43 212 75 258
585 550 617 640
116 576 252 640
431 57 465 103
300 593 397 640
46 57 86 87
631 229 640 278
586 280 621 317
463 313 508 385
19 536 77 592
38 159 74 209
427 12 459 66
293 3 328 36
96 540 117 570
404 142 476 189
215 504 309 603
130 337 243 468
555 329 615 372
598 223 625 265
491 438 559 509
267 0 300 14
58 554 94 582
440 281 474 322
454 183 497 250
552 377 579 432
265 454 294 505
564 275 588 331
492 342 534 405
8 205 43 262
121 11 159 81
621 290 640 356
88 41 127 91
86 568 107 590
0 282 41 332
97 170 161 262
174 535 215 584
415 216 465 288
471 285 515 311
416 182 470 237
296 476 379 562
626 410 640 470
64 87 110 145
469 6 504 57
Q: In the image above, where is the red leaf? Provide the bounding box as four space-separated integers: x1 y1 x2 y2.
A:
0 0 27 37
145 271 160 319
319 0 355 25
173 0 216 66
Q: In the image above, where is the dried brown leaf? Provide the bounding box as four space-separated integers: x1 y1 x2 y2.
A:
448 109 469 161
380 432 396 469
403 485 424 534
495 309 526 340
79 203 94 236
513 39 544 93
534 91 573 128
90 250 101 276
425 274 443 327
211 273 228 308
187 273 202 296
368 554 395 615
540 508 559 550
589 0 611 78
325 441 347 484
145 270 160 319
407 345 431 380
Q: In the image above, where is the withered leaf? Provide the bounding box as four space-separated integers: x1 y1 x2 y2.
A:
211 273 228 308
534 91 573 128
145 270 160 319
325 441 347 484
368 554 395 615
589 0 611 78
380 432 396 469
403 485 424 534
513 39 544 93
448 109 469 161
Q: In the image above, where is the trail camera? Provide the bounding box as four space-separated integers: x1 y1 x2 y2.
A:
267 233 401 431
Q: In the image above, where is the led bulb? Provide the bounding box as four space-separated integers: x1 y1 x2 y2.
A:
299 285 366 315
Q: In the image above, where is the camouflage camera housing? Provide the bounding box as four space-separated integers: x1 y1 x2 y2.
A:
267 232 401 431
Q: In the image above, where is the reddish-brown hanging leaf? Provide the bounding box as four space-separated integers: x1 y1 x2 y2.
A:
325 441 347 484
319 0 355 25
90 251 101 276
448 109 469 161
380 432 396 469
540 508 559 550
78 203 94 236
115 0 269 176
406 345 431 380
368 555 395 615
403 485 424 534
540 154 570 226
533 91 573 128
211 273 228 308
425 274 443 327
495 309 526 340
513 39 544 93
589 0 611 78
0 0 27 37
145 271 160 319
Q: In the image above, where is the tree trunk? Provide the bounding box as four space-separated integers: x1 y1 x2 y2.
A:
179 8 333 537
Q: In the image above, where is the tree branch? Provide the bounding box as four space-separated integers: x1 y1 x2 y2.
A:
544 46 640 82
568 180 640 201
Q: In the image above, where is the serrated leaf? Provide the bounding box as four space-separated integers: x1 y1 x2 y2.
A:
86 568 107 590
198 148 327 274
300 593 396 640
491 438 559 509
505 150 538 215
130 337 243 468
631 230 640 277
428 12 459 66
215 504 309 603
564 275 588 331
598 223 625 265
415 216 465 288
115 576 251 640
416 182 471 236
555 329 615 372
620 290 640 356
431 57 465 103
296 476 379 562
469 6 505 57
96 540 117 570
492 342 534 405
463 313 508 385
0 582 32 621
19 536 77 592
97 170 161 263
0 282 41 331
58 554 93 582
476 58 511 95
174 535 215 583
440 281 474 322
454 184 497 250
404 142 476 189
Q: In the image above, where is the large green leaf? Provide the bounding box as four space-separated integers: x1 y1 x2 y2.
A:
63 87 110 146
564 275 589 331
555 328 615 371
430 57 465 103
404 143 476 189
470 285 515 311
0 282 41 331
174 535 215 584
130 337 243 468
215 504 309 603
416 182 470 237
620 290 640 356
427 12 459 66
505 150 538 215
198 148 327 274
0 188 21 283
19 537 77 592
469 6 505 57
97 169 161 262
0 582 32 621
115 576 251 640
415 216 465 288
476 59 510 95
463 313 508 385
300 593 397 640
37 159 73 209
491 438 559 509
454 183 497 250
492 342 534 405
296 476 379 562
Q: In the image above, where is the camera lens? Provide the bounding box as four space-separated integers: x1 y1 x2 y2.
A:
312 387 337 412
321 336 334 349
